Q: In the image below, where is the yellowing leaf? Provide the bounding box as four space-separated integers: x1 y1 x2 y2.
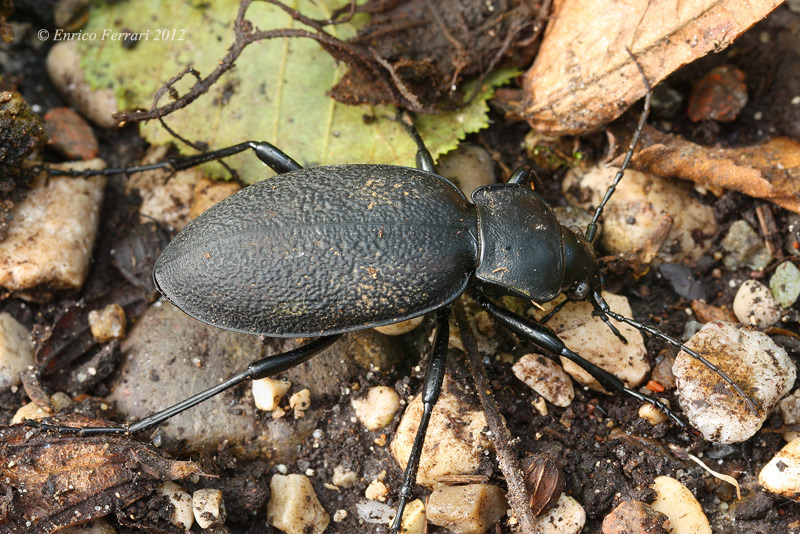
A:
79 1 515 183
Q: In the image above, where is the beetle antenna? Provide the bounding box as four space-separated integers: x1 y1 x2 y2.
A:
589 291 758 414
585 50 651 243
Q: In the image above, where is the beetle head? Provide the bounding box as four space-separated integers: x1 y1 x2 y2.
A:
560 226 602 301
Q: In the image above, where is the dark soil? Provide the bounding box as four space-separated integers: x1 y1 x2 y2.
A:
2 2 800 534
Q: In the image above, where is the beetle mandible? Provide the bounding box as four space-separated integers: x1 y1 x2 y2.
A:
38 64 754 532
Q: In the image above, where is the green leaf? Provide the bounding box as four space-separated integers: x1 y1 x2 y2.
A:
79 0 517 183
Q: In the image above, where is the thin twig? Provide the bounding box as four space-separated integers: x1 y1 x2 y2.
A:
453 300 539 534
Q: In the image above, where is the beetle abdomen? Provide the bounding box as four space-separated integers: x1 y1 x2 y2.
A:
154 165 478 336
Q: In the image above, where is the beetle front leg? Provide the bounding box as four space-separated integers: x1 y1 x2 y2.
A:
471 292 685 427
27 335 341 436
389 308 449 533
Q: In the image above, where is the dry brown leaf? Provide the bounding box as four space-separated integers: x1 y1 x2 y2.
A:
522 0 783 135
0 418 204 533
627 127 800 214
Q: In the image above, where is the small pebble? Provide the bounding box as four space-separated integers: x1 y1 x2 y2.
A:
437 144 496 196
639 401 669 426
650 350 677 389
392 499 425 534
390 377 491 487
192 488 226 529
11 401 50 424
190 177 241 220
602 499 670 534
770 261 800 308
356 500 395 524
374 315 424 336
289 388 311 418
365 479 389 502
267 474 330 534
0 162 106 292
157 481 194 531
531 292 649 392
0 312 34 389
46 41 119 128
674 321 795 443
512 353 574 407
533 493 586 534
252 378 291 411
651 476 711 534
44 107 99 160
11 391 72 424
759 437 800 500
332 465 358 489
563 166 716 263
426 484 507 534
721 220 772 271
781 390 800 425
732 280 781 329
332 509 348 522
686 66 748 123
351 386 401 431
87 303 126 343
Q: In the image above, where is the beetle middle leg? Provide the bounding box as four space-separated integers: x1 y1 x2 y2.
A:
27 335 341 435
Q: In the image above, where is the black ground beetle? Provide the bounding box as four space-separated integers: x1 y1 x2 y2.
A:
36 66 753 532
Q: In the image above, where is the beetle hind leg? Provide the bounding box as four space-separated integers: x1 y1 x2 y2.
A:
44 141 303 178
389 308 450 533
25 335 341 436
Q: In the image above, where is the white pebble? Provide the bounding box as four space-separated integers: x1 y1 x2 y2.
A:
390 377 491 487
639 401 669 426
351 386 401 431
674 321 795 443
392 499 425 534
437 144 496 196
46 41 120 128
88 304 127 343
157 481 194 531
759 438 800 500
192 488 226 529
512 353 574 407
374 315 425 336
289 388 311 418
0 312 34 389
267 474 330 534
733 280 781 329
0 167 106 292
531 292 649 391
651 476 711 534
252 378 291 411
332 465 358 489
781 390 800 425
427 484 508 534
533 493 586 534
355 500 395 524
563 166 716 262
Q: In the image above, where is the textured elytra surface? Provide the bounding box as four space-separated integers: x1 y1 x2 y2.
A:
154 165 478 336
